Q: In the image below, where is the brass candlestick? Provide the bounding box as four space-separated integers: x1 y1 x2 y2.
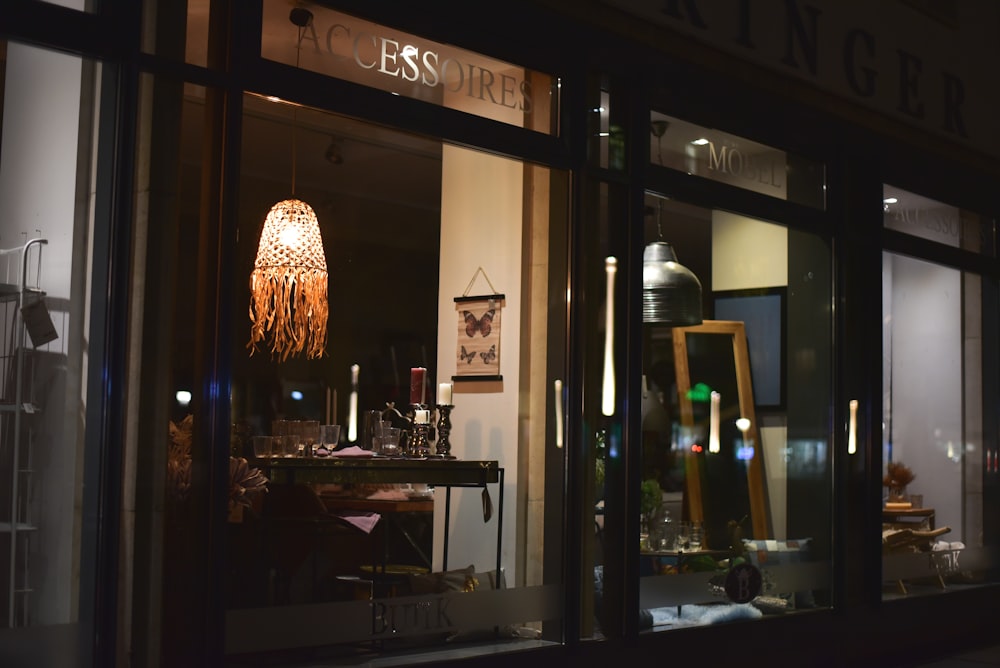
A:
435 404 455 458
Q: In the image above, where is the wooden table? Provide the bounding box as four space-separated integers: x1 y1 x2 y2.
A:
258 457 503 574
882 506 935 530
320 495 435 571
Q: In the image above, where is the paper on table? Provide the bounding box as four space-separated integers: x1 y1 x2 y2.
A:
336 510 381 533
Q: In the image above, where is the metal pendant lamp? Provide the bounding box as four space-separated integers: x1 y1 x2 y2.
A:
247 8 328 361
642 203 702 326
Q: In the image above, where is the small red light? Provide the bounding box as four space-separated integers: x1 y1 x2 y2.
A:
691 444 703 453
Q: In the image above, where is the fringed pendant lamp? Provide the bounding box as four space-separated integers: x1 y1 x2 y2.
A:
248 198 328 360
247 7 328 361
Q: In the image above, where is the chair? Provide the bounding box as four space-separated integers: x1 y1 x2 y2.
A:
262 484 370 604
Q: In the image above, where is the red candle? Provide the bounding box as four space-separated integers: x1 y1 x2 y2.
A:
410 367 426 405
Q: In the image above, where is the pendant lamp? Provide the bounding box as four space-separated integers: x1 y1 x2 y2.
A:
247 8 328 361
642 202 702 326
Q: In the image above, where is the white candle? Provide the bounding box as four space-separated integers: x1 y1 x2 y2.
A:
438 382 453 405
414 409 430 424
347 364 359 442
708 391 720 453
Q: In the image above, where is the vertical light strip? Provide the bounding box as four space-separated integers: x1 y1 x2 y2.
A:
554 379 564 448
708 391 721 453
602 257 617 416
847 399 858 454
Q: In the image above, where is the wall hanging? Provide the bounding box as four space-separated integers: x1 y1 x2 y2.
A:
453 267 504 382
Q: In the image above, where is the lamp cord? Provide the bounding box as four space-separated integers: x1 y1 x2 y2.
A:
656 200 664 240
291 26 303 196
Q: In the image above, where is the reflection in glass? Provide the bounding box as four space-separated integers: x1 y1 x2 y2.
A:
638 193 833 630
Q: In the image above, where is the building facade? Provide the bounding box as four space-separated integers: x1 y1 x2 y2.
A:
0 0 999 666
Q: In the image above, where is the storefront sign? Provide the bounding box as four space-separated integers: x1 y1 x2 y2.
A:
261 2 553 132
605 0 999 156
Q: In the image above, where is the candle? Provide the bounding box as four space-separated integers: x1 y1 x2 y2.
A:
410 367 426 405
438 382 453 405
414 409 430 424
708 391 720 453
348 364 359 442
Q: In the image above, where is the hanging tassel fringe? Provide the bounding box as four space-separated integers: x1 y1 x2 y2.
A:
248 265 328 361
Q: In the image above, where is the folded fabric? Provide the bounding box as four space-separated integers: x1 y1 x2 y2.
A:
330 446 373 457
367 489 409 501
336 510 381 533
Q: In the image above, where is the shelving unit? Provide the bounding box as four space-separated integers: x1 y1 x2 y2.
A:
0 238 49 628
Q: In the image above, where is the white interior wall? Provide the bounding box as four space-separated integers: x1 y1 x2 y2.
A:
711 211 789 536
0 42 81 624
888 254 964 540
435 145 523 579
711 210 788 292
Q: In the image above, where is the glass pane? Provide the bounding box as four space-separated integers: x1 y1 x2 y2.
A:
883 185 995 256
638 194 833 630
882 251 999 598
38 0 93 11
141 0 211 67
260 2 559 136
650 112 826 209
220 94 568 661
0 40 100 663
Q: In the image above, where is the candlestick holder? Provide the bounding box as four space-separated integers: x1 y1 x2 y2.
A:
435 404 455 458
409 403 431 457
409 422 431 457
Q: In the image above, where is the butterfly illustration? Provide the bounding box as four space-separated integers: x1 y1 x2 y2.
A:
479 344 496 365
460 345 476 364
463 309 495 338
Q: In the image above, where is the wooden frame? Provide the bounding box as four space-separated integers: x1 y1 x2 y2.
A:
673 320 771 540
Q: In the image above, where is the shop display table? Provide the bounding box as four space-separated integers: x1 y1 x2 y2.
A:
882 506 935 530
259 457 503 574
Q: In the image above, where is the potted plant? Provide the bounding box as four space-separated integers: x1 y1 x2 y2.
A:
883 461 915 506
640 478 663 548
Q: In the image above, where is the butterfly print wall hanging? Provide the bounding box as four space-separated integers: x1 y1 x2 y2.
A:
453 294 504 381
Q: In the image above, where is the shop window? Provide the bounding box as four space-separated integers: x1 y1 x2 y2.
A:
880 187 999 598
217 94 568 661
649 112 826 210
0 39 101 662
636 193 833 630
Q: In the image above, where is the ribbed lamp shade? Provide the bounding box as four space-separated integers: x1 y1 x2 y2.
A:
248 198 329 360
642 241 702 326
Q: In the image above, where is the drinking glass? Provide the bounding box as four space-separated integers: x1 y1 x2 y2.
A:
381 427 401 456
300 420 320 456
271 419 295 457
688 521 704 551
252 435 274 458
674 522 691 551
320 424 341 449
